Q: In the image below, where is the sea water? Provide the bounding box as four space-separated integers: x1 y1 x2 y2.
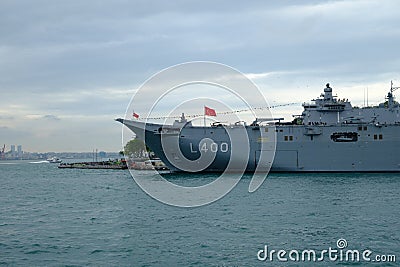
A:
0 160 399 266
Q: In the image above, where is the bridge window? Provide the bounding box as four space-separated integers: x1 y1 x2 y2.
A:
379 134 383 140
374 134 377 140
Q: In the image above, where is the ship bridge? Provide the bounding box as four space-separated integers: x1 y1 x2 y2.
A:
301 82 400 126
302 84 352 125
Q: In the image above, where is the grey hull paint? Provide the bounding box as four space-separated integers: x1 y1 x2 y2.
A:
118 84 400 172
117 119 400 172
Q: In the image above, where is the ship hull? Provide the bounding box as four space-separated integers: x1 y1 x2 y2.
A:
118 119 400 172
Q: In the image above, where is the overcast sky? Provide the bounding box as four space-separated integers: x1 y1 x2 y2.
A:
1 0 400 152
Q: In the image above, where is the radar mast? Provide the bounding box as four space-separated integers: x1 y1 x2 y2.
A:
388 80 400 109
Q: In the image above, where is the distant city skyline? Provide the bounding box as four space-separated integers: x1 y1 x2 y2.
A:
0 145 121 161
1 143 117 154
1 1 400 152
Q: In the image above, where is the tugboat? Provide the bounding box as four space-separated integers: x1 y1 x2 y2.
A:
117 82 400 172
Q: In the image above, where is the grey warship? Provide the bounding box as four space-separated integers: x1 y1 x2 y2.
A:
117 83 400 172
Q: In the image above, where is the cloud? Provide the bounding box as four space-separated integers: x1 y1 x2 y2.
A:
42 114 60 121
0 115 14 120
2 1 399 91
1 0 400 151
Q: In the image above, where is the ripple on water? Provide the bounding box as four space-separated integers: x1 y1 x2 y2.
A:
0 165 399 266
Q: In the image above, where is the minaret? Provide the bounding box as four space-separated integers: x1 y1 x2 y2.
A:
324 83 333 101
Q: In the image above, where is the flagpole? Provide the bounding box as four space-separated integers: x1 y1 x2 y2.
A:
203 106 206 127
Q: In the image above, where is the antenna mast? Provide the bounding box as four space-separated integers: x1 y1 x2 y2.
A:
387 80 400 109
391 80 400 94
363 88 366 107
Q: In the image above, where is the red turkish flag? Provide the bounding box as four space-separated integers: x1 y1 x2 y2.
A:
204 106 216 116
133 112 139 119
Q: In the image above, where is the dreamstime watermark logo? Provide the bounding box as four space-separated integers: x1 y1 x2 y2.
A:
257 238 396 263
121 62 276 207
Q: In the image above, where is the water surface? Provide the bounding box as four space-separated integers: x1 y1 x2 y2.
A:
0 161 399 266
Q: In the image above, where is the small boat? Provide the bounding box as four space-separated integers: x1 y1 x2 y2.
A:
145 159 169 171
47 157 62 163
128 158 169 170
